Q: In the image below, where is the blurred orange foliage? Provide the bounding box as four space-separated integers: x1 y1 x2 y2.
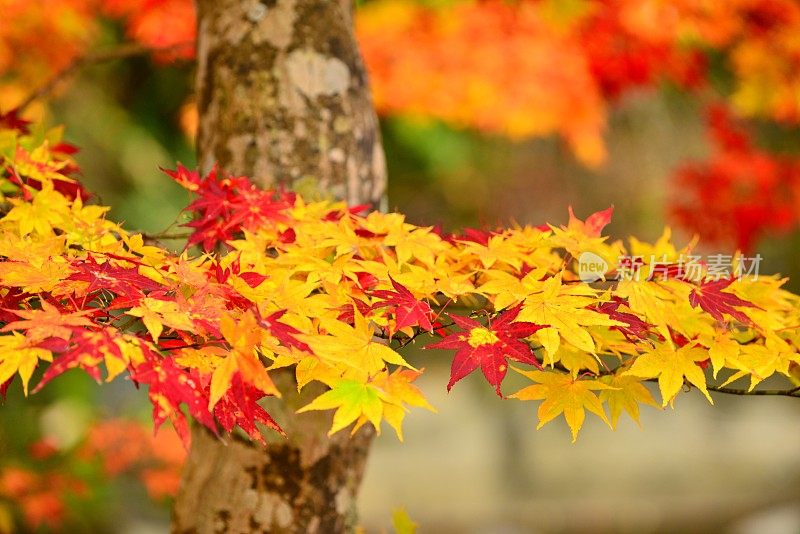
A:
3 0 800 159
0 465 87 530
0 420 185 531
357 0 609 165
80 419 186 500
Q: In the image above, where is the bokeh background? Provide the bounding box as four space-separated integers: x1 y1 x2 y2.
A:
1 0 800 532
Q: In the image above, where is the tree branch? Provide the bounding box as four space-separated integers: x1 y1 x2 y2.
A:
143 231 192 242
17 41 194 112
707 384 800 398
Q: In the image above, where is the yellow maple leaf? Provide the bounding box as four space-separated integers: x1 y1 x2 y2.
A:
0 258 72 293
551 344 600 377
384 221 447 268
721 335 800 390
599 374 659 428
302 311 414 376
0 332 52 395
624 343 712 407
3 186 70 237
372 368 436 441
517 273 618 358
209 312 280 409
127 297 195 342
175 346 227 374
478 267 549 311
510 368 614 442
701 332 742 379
614 280 679 346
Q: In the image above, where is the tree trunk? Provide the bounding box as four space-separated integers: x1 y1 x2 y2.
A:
172 0 386 531
172 379 376 533
193 0 386 208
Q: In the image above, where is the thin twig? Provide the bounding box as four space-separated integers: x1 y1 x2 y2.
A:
707 384 800 398
17 41 194 112
143 231 192 241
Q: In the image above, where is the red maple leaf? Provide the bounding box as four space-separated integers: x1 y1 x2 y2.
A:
0 108 31 134
130 357 216 447
34 329 125 392
212 373 284 443
168 166 294 251
688 277 758 325
257 309 311 353
0 377 13 400
68 255 163 299
336 299 373 325
0 288 27 323
426 304 545 396
591 298 651 340
371 277 434 334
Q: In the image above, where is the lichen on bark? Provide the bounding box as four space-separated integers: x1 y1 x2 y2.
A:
195 0 386 208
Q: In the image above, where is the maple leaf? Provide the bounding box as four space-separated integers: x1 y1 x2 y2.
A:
257 309 311 353
591 298 651 340
208 312 279 410
302 311 414 376
130 357 216 447
3 185 70 237
552 345 600 377
67 255 162 299
702 332 742 378
161 164 201 191
0 109 31 134
511 369 614 442
213 373 284 442
126 297 196 342
0 258 72 293
297 379 384 436
624 343 713 406
599 374 659 428
2 301 94 343
34 332 105 390
426 304 545 396
567 206 614 237
614 279 680 346
372 368 436 441
0 332 52 395
721 335 800 390
517 273 619 358
689 277 757 325
173 166 292 251
371 277 434 334
335 298 373 326
391 508 418 534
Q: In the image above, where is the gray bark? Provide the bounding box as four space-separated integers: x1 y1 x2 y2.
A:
172 0 385 531
194 0 386 208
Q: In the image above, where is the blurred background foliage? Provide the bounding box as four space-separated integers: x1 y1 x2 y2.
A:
1 0 800 532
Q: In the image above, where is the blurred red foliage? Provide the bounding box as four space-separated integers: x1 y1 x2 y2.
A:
671 104 800 251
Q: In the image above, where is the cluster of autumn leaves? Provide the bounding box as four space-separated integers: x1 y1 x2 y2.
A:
1 115 800 446
4 1 800 251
